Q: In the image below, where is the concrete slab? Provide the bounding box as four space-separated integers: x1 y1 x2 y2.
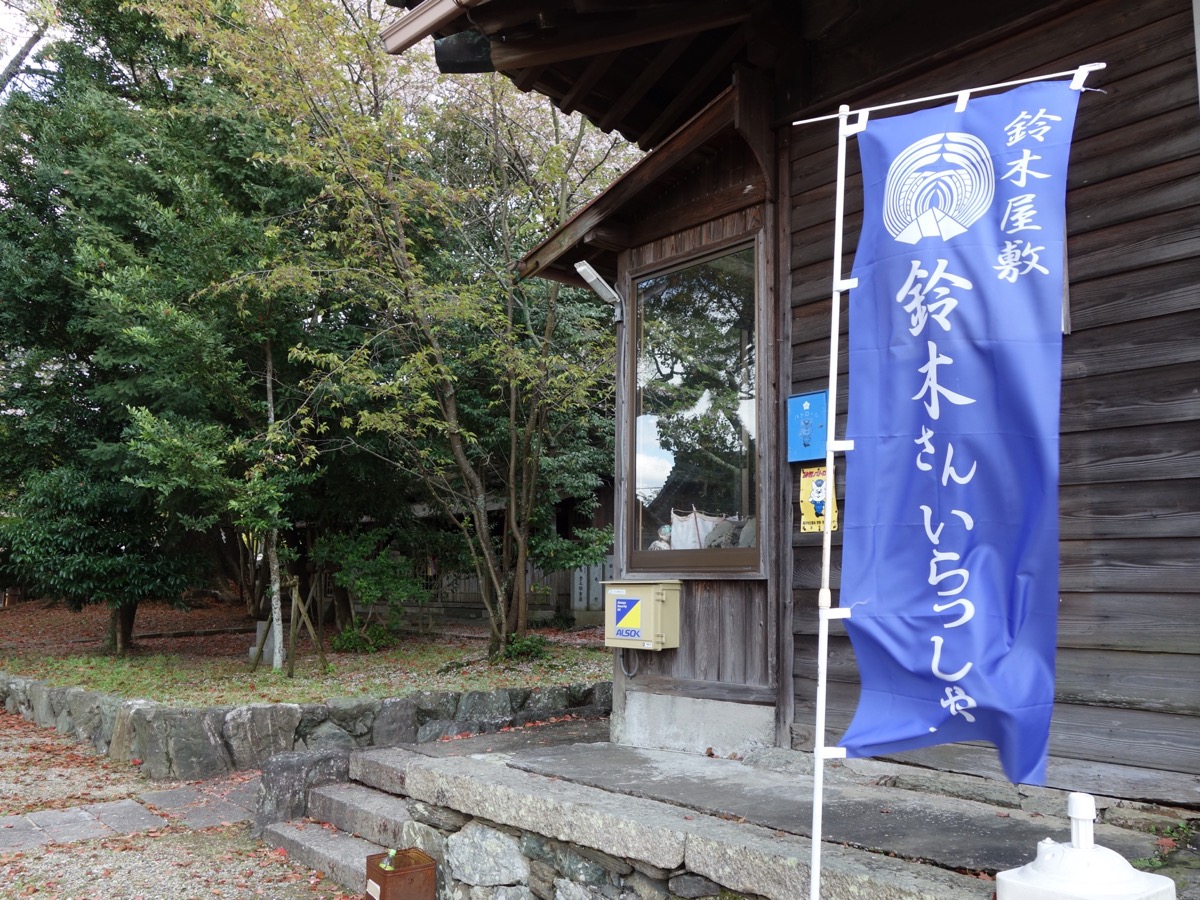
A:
263 820 380 892
507 741 1161 874
0 814 49 851
211 774 261 810
138 784 208 811
408 716 610 759
174 797 254 829
83 799 167 833
26 806 114 844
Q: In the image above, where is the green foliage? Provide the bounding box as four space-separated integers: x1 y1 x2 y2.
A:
0 0 633 641
329 618 398 655
0 466 198 611
0 633 609 706
502 633 550 662
313 529 431 609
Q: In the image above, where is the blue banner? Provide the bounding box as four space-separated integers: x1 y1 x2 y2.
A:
838 81 1080 785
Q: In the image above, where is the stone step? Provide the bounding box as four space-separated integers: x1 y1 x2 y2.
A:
307 782 414 849
262 819 382 893
348 747 1000 900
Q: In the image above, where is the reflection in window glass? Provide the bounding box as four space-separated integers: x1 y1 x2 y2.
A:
634 246 756 554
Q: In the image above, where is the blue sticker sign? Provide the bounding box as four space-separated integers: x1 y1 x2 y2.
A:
788 391 829 462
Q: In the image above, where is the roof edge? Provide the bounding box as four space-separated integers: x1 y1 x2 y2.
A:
517 85 737 283
381 0 486 55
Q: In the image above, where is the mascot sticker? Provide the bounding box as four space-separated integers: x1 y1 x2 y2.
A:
800 467 838 533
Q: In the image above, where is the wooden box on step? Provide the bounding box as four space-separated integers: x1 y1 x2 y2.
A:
365 848 436 900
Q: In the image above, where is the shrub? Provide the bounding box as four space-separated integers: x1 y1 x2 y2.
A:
502 633 549 661
330 618 397 654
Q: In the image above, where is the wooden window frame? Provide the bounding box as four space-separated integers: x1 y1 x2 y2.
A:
616 231 767 580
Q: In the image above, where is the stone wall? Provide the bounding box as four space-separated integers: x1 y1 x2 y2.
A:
0 674 611 780
272 760 730 900
439 819 726 900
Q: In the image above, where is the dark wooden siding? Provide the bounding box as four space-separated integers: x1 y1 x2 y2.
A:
611 118 783 713
786 0 1200 795
618 204 774 707
616 579 774 707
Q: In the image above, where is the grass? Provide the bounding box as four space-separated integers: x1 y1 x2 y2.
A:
0 638 611 707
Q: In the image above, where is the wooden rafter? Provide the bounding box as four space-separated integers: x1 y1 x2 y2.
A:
512 65 546 90
559 50 620 114
517 87 735 281
636 27 746 149
598 35 692 133
490 1 751 70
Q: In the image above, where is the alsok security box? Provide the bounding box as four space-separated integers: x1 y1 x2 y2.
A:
603 581 681 651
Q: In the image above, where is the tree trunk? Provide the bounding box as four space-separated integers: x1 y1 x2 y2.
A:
109 602 138 655
331 582 353 633
263 338 284 670
265 527 284 671
0 26 46 95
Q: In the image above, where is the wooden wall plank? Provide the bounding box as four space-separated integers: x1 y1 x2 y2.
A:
1068 259 1200 332
790 733 1200 804
718 582 748 685
1059 479 1200 538
792 679 1200 774
692 584 721 682
631 580 772 691
794 592 1200 654
1060 537 1200 593
1058 592 1200 652
1068 206 1200 282
627 675 775 705
1059 361 1200 432
1061 422 1200 485
793 637 1200 715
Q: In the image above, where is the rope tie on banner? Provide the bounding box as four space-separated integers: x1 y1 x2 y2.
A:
795 61 1105 900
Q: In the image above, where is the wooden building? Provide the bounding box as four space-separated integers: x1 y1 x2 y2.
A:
385 0 1200 805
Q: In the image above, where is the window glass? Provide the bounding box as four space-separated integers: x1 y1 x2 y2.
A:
632 246 757 565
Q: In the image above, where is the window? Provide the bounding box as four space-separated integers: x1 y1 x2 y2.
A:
629 243 759 572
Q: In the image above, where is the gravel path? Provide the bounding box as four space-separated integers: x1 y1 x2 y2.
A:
0 711 355 899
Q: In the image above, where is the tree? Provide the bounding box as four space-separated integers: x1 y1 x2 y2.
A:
0 0 329 655
149 0 636 653
2 467 200 650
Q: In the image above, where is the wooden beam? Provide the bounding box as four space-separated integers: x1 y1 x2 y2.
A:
559 50 620 114
490 1 751 70
381 0 486 55
583 223 632 251
630 179 766 246
734 65 775 190
574 0 693 11
470 0 568 35
517 87 736 280
626 675 777 706
1193 0 1200 114
637 27 746 149
511 66 545 91
598 35 692 132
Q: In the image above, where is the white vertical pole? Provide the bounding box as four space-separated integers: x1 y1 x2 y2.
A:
809 103 861 900
797 62 1103 900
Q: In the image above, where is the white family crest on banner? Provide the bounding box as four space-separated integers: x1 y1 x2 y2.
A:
791 61 1104 900
883 131 996 243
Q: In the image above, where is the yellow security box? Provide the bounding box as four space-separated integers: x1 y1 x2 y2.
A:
603 581 681 651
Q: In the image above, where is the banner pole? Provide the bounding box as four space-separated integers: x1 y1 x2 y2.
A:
799 64 1103 896
791 63 1105 127
809 103 861 900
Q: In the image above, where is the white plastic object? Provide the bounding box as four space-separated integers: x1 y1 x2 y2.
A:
996 792 1176 900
